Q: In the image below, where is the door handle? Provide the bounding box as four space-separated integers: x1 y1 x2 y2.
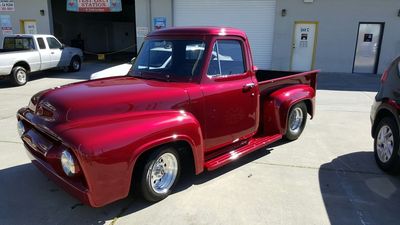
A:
51 52 54 54
243 83 255 92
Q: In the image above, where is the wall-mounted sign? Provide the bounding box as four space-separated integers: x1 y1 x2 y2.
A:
153 17 167 30
0 15 13 35
136 27 149 38
364 33 373 42
21 20 37 34
67 0 122 13
301 33 308 40
0 0 15 12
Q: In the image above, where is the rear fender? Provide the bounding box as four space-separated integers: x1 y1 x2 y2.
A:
263 84 315 136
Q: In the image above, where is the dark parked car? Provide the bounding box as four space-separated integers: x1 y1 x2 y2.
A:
371 56 400 174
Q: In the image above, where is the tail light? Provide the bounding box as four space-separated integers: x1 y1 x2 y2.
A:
381 70 389 83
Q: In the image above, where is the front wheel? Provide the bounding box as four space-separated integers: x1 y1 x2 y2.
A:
374 117 400 174
285 102 307 141
68 56 81 72
139 147 180 202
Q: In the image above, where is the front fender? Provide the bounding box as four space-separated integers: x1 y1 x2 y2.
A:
263 84 315 135
59 110 204 207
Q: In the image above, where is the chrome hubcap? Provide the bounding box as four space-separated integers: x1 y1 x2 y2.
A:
377 125 394 163
16 70 26 83
289 107 303 134
148 152 178 194
73 60 80 70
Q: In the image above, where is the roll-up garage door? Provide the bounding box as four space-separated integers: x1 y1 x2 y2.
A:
173 0 276 69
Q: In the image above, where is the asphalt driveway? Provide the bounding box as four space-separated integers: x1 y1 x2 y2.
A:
0 63 398 225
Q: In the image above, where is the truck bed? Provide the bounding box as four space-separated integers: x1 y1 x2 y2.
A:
256 70 319 96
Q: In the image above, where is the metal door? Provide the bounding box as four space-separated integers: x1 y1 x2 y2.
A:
174 0 276 69
353 23 383 74
291 22 318 71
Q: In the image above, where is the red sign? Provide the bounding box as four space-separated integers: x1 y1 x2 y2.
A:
67 0 122 13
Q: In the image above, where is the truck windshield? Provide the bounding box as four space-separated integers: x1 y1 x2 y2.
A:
3 37 35 50
129 39 206 82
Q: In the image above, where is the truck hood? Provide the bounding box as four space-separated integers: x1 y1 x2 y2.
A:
34 76 192 123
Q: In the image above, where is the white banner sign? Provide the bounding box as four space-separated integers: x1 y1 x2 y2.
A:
0 15 13 35
0 0 14 12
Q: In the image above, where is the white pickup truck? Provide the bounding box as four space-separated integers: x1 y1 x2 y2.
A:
0 34 83 86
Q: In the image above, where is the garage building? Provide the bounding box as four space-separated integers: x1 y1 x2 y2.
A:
136 0 400 74
0 0 136 60
1 0 400 74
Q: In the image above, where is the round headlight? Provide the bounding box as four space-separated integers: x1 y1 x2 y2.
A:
61 150 76 176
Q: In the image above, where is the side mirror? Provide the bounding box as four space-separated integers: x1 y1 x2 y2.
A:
130 57 136 65
60 44 65 49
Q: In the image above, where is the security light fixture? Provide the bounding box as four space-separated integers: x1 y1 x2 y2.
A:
281 9 287 17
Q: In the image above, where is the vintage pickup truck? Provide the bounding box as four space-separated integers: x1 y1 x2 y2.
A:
17 27 318 207
0 34 83 86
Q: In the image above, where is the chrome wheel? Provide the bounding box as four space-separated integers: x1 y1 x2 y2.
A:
289 107 304 134
376 125 394 163
148 152 178 194
16 70 27 84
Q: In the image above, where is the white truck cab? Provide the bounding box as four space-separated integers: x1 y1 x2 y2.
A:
0 34 83 86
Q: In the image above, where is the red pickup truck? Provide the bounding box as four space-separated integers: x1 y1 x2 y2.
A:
17 27 318 207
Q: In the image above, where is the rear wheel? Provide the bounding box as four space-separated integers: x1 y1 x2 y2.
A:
139 147 180 202
68 56 81 72
285 102 307 141
374 117 400 174
11 66 28 86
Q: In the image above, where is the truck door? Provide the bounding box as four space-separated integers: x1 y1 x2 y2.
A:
36 37 52 70
202 39 258 151
46 37 65 68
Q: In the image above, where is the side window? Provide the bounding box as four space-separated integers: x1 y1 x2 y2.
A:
46 37 62 49
207 40 246 76
37 38 46 49
3 37 35 50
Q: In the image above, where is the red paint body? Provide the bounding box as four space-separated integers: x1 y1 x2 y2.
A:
17 27 318 207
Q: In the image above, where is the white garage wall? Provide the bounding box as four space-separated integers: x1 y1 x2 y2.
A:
273 0 400 74
173 0 276 69
0 0 52 47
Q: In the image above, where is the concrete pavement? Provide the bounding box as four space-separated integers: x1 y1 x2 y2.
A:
0 64 398 225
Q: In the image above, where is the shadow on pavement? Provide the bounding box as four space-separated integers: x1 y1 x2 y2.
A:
319 151 400 225
317 73 381 92
0 147 274 225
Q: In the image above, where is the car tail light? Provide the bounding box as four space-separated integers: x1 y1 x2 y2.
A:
381 70 389 83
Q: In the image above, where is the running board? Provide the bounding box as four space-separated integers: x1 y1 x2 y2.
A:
204 134 282 171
